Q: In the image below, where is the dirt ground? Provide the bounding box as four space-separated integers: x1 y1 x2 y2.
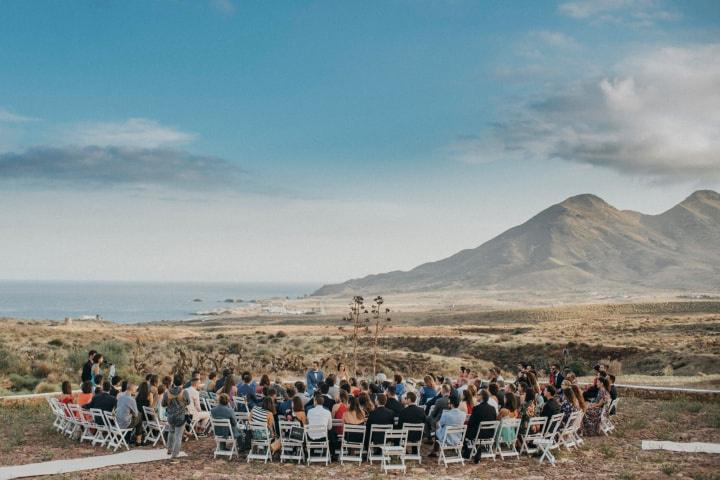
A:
1 396 719 480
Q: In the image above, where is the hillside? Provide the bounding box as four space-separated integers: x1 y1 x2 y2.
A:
314 190 720 296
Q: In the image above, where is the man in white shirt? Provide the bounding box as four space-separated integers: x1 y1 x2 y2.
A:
186 376 210 434
306 394 337 457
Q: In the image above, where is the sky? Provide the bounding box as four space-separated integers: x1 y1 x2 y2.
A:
0 0 719 283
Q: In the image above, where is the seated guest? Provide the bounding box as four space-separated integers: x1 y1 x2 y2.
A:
307 393 337 456
365 393 395 450
187 376 210 434
459 388 474 415
384 385 403 416
487 383 500 413
156 385 167 420
211 393 243 447
257 374 271 395
427 384 451 431
83 381 117 423
326 375 340 400
430 395 465 457
358 392 375 417
59 381 74 405
116 382 142 445
77 381 94 407
236 372 256 410
290 396 307 425
319 382 336 412
583 377 611 436
294 381 311 406
218 375 238 405
205 371 217 393
278 386 295 417
343 395 366 425
419 375 437 406
332 389 349 433
608 374 618 402
349 377 361 397
561 386 579 424
214 369 230 392
250 396 276 437
464 389 497 462
110 376 122 397
398 391 426 452
541 385 561 420
394 373 406 397
136 381 152 420
517 382 536 434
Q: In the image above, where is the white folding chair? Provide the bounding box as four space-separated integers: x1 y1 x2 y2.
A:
279 420 305 463
468 420 500 461
305 424 331 465
142 406 167 447
601 403 616 435
496 418 521 460
234 396 250 413
402 423 425 464
519 416 547 455
210 418 238 460
66 404 86 440
48 398 65 432
340 424 365 465
77 407 97 444
90 408 111 447
247 425 272 463
438 425 466 467
559 411 584 449
536 413 564 465
367 424 393 464
104 411 133 451
380 429 407 474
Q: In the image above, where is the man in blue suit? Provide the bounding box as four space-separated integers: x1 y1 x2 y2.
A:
306 361 324 396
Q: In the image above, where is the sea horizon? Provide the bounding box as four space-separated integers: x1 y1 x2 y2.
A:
0 279 322 324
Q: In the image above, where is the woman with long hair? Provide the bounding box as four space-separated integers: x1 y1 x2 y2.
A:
290 396 307 425
583 377 611 436
332 389 349 434
90 353 104 387
358 391 375 417
561 386 578 424
257 374 270 395
459 388 475 415
571 384 587 411
337 362 348 382
343 395 366 425
218 375 237 402
59 381 74 405
251 396 276 437
420 375 437 406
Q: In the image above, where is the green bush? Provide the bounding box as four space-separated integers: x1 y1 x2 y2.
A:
0 343 23 375
34 382 58 394
48 339 64 347
567 360 587 376
10 373 41 391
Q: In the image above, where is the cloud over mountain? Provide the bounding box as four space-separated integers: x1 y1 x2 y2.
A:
458 44 720 182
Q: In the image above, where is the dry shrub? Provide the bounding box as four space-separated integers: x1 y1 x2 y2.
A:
600 358 623 375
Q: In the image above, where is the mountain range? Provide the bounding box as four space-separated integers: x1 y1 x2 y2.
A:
313 190 720 296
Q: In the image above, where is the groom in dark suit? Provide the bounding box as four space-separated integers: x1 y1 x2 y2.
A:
306 361 324 396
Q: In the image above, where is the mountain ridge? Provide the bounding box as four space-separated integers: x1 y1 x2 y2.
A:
313 190 720 296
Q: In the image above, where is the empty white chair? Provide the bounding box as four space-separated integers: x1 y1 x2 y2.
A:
559 411 584 449
535 413 564 465
438 424 466 467
305 424 331 465
468 420 500 461
496 418 521 460
402 422 425 464
340 424 365 465
380 429 408 474
142 406 167 447
210 417 238 460
89 408 111 447
367 424 393 464
520 416 547 455
279 420 305 464
247 425 272 463
77 407 97 444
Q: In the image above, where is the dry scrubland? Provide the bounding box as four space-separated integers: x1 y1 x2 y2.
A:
1 300 720 478
1 300 720 393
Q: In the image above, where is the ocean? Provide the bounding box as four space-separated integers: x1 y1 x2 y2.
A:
0 280 321 324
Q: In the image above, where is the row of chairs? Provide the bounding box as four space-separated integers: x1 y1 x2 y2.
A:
47 398 169 451
208 408 590 471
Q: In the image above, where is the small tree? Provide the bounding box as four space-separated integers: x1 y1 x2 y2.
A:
343 296 369 376
369 296 391 378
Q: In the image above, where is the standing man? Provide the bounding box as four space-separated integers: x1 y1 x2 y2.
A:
81 350 96 384
306 361 324 396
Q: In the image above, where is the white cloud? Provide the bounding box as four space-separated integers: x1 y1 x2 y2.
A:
66 118 196 148
454 44 720 181
533 31 581 50
558 0 680 26
0 107 38 123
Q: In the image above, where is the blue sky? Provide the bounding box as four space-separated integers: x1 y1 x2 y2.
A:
1 0 719 283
